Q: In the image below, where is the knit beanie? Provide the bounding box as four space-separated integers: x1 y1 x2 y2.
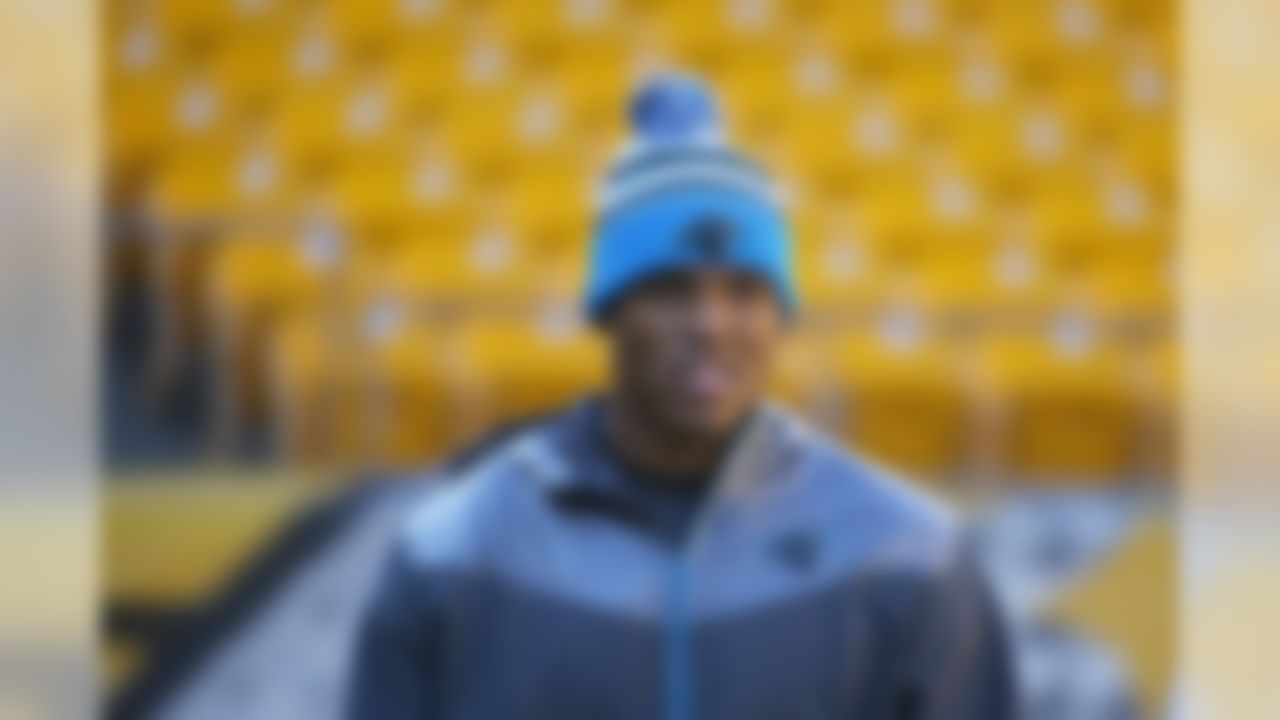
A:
584 74 797 321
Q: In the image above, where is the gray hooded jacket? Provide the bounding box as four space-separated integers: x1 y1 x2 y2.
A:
347 401 1020 719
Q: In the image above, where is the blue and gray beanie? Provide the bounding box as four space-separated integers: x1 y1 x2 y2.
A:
584 74 797 321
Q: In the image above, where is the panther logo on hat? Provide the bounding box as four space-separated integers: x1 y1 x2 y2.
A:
686 215 735 260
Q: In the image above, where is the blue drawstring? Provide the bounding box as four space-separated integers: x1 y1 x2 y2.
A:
664 552 694 720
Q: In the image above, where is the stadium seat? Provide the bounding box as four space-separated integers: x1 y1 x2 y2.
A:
652 0 796 59
811 0 944 61
977 327 1140 482
767 327 839 426
319 0 460 48
440 91 528 172
206 231 333 450
782 89 863 185
267 312 355 464
481 0 631 53
104 476 320 605
271 69 408 166
209 27 295 111
825 328 971 481
1018 169 1115 254
348 317 468 468
505 159 594 253
792 212 896 311
1076 249 1172 325
455 315 607 430
983 0 1116 65
325 149 463 229
357 226 552 306
544 37 631 136
107 64 183 176
146 137 304 222
385 36 466 113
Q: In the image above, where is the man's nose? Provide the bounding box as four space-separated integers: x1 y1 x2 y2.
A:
686 286 736 339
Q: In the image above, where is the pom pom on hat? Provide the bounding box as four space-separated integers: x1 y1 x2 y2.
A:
628 74 722 146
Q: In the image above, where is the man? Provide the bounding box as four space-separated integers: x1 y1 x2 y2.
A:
347 76 1020 719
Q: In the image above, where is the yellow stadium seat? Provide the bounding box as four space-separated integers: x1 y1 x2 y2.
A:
350 318 468 468
509 83 585 166
386 36 466 112
652 0 796 59
1108 113 1174 190
206 232 332 448
104 476 319 606
874 213 1068 321
481 0 627 54
807 1 904 62
978 328 1139 481
505 159 594 253
792 213 894 310
147 0 241 44
268 312 365 465
781 89 861 185
325 148 476 229
845 169 934 242
1090 170 1168 248
107 65 182 174
1076 249 1172 323
147 140 299 221
325 151 417 227
826 329 971 481
207 232 331 327
944 96 1075 185
728 48 793 122
889 52 960 131
841 164 997 248
767 327 835 422
142 0 303 51
545 37 631 136
319 0 460 47
105 8 188 162
209 27 294 111
438 83 530 171
1049 62 1125 134
269 68 410 166
455 316 607 430
1018 169 1110 251
838 88 922 174
982 0 1117 67
108 48 256 171
355 228 560 307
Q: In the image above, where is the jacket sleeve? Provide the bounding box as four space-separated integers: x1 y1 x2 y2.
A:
896 544 1024 720
345 541 442 719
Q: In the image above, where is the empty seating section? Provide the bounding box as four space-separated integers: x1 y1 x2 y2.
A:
106 0 1174 481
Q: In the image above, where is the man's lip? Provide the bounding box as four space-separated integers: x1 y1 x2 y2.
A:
680 360 732 397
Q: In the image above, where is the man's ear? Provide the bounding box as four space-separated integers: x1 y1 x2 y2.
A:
593 292 630 331
591 302 620 333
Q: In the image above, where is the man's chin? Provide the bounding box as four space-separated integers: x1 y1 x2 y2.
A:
660 403 750 443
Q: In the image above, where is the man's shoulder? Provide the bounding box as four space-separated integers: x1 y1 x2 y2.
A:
775 408 963 566
393 415 563 571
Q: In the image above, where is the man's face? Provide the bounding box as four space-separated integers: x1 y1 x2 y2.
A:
605 269 786 440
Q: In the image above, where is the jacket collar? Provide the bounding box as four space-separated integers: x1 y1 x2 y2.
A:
513 397 807 508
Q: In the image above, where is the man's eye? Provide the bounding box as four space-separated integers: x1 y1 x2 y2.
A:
645 274 694 299
729 275 771 302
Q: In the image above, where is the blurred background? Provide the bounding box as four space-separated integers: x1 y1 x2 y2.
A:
101 0 1176 717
